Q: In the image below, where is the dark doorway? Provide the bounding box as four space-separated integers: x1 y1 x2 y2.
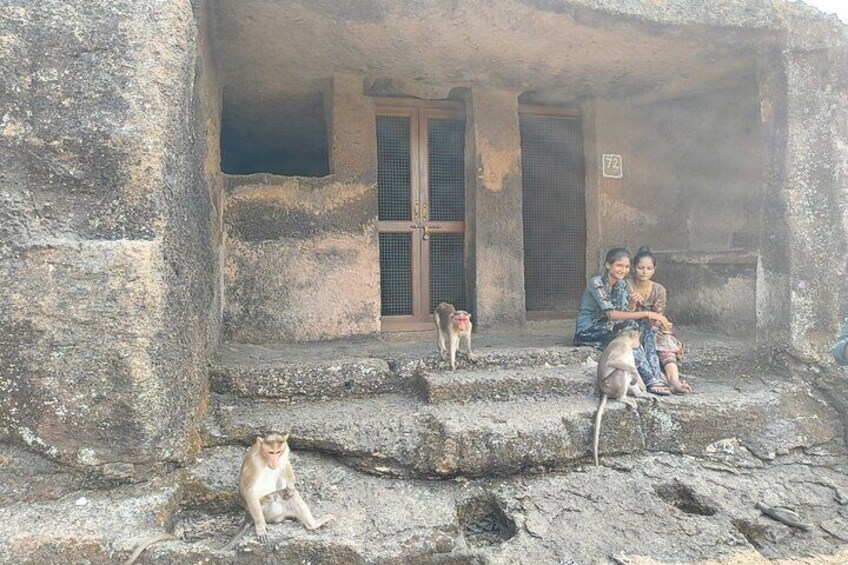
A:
519 107 586 317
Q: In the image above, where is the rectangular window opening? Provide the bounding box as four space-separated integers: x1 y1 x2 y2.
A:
221 91 330 177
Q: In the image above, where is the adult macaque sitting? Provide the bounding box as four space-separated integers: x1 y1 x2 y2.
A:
223 433 333 550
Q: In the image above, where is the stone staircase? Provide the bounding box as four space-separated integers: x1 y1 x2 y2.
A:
207 334 836 478
3 329 848 564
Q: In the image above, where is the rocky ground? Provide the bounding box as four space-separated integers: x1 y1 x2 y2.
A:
1 327 847 564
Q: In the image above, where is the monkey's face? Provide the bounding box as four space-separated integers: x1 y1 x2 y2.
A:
453 311 471 331
258 433 289 469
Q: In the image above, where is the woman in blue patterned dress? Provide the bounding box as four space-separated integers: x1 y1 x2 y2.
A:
573 248 671 395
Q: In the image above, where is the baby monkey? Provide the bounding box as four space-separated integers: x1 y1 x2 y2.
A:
223 433 333 551
434 302 477 371
593 328 651 466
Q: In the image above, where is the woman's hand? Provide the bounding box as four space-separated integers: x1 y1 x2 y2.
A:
646 311 670 328
629 291 644 309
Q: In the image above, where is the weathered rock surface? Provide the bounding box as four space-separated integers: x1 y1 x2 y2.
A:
0 443 84 507
0 475 182 564
4 449 848 564
0 0 218 479
212 371 841 479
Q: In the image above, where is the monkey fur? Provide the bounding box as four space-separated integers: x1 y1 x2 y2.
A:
593 329 651 466
434 302 477 370
223 433 333 551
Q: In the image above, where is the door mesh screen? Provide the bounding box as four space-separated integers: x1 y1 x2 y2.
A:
428 118 465 222
377 116 411 221
520 114 585 313
430 233 466 312
379 233 413 316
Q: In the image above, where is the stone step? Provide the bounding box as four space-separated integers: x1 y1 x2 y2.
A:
210 376 841 479
414 364 596 404
210 342 595 401
210 354 401 401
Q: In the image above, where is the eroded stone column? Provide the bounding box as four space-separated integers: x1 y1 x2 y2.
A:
755 50 792 347
328 74 378 181
466 90 526 326
778 25 848 356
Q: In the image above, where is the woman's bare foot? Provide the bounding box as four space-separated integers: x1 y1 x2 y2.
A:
662 362 692 393
669 380 692 394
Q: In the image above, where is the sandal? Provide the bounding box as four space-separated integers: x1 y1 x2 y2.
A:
647 384 672 396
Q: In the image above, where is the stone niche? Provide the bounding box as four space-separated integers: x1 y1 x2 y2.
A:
589 73 763 337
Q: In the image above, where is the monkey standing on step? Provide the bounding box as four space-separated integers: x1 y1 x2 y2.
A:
223 433 334 551
434 302 477 371
593 328 652 466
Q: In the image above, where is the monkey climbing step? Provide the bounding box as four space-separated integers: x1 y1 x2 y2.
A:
211 372 840 478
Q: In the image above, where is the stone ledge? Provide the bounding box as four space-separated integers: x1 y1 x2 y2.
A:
211 377 840 478
393 346 595 377
415 364 595 404
210 357 400 401
5 450 848 563
118 451 848 564
210 342 596 401
0 477 182 564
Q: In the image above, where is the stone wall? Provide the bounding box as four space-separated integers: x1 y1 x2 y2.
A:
223 76 381 343
588 77 763 336
0 0 220 479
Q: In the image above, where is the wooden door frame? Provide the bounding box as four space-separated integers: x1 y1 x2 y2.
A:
376 99 466 331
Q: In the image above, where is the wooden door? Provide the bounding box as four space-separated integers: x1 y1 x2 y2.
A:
376 100 466 331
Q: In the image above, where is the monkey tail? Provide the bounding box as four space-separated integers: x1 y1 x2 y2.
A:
593 394 608 467
221 516 252 552
124 533 177 565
